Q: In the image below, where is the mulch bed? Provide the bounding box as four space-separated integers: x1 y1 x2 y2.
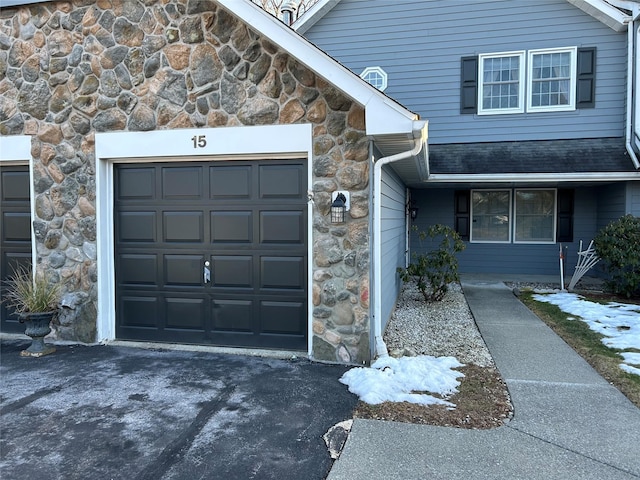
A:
353 364 513 429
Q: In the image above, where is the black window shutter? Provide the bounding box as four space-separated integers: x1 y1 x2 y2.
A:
460 56 478 114
576 48 596 108
556 189 574 242
454 190 470 240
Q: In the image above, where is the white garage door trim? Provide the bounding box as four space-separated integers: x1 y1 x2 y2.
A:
96 124 314 356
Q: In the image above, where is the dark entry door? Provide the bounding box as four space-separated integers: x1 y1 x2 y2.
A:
114 160 307 350
0 165 32 333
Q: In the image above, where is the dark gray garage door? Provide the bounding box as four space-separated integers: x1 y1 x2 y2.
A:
114 160 308 350
1 165 32 333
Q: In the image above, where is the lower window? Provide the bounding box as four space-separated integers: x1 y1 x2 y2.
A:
470 189 556 244
514 189 556 243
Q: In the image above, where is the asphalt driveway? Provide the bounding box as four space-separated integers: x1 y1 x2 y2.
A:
0 340 358 480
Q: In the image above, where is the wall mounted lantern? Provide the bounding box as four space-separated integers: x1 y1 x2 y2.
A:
409 205 419 220
330 191 350 224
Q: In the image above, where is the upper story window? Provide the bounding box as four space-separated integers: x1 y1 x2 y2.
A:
461 47 595 115
360 67 387 91
528 47 577 112
478 51 525 115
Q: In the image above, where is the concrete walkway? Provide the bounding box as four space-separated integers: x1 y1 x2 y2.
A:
328 275 640 480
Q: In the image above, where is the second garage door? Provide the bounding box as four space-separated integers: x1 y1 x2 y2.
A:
0 165 32 333
114 160 308 350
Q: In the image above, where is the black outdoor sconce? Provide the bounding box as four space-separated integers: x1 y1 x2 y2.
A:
331 192 349 224
409 205 419 220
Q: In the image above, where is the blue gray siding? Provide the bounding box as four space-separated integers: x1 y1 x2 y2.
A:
596 183 627 230
379 165 406 331
303 0 627 144
627 181 640 215
411 187 602 276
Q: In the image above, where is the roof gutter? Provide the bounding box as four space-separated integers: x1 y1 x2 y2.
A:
425 171 640 183
625 5 640 169
372 120 428 359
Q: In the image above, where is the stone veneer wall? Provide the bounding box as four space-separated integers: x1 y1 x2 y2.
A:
0 0 371 364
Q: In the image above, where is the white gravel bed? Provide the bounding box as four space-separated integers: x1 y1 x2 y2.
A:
383 282 495 368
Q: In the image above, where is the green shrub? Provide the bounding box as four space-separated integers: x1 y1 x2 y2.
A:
397 224 466 302
593 214 640 298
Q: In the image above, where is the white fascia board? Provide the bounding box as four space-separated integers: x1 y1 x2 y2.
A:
427 171 640 183
293 0 342 34
566 0 630 31
216 0 418 136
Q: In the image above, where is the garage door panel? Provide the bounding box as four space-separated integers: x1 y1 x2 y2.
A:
210 165 251 199
118 211 156 242
115 160 307 349
120 296 159 327
117 167 155 200
1 170 30 201
261 257 305 290
3 252 31 272
162 166 203 200
163 211 203 243
260 211 303 244
165 297 206 329
118 254 157 285
212 299 253 332
164 254 204 286
211 211 252 243
259 164 304 199
260 301 305 335
2 212 31 242
212 255 252 287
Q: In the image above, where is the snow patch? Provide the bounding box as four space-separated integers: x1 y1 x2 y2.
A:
339 355 464 406
533 292 640 376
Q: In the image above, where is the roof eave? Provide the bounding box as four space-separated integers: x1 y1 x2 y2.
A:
292 0 342 34
566 0 631 31
424 171 640 184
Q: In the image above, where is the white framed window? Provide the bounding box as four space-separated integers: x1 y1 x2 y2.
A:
470 190 512 243
514 189 557 243
360 66 387 91
469 189 558 244
527 47 576 112
478 51 525 115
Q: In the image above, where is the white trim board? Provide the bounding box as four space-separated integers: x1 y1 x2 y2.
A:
0 135 31 162
95 124 315 357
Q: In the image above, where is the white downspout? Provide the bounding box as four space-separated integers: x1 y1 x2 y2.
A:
372 120 428 358
626 11 640 169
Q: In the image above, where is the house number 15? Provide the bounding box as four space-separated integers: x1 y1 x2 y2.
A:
191 135 207 148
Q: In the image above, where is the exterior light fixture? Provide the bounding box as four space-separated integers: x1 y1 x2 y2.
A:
330 191 350 224
409 206 419 220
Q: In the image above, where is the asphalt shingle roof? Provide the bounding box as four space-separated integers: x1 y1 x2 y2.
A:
429 138 634 174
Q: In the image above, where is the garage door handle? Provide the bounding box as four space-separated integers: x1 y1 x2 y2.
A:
204 261 211 284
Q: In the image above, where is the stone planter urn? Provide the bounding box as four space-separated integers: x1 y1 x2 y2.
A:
19 311 57 358
3 266 61 358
